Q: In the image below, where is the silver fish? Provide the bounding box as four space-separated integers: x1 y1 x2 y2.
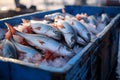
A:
1 39 17 58
30 22 62 40
87 16 98 26
72 19 91 43
77 36 88 46
11 39 43 62
51 57 67 67
56 20 76 48
101 13 110 25
80 20 99 35
44 11 74 21
6 23 74 57
96 22 106 33
44 12 65 21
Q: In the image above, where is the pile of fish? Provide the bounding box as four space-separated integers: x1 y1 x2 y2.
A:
0 9 110 68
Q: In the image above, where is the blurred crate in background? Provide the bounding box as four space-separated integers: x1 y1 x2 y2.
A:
0 6 120 80
106 0 120 6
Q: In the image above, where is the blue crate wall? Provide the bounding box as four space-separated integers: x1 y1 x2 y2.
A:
93 31 114 80
90 23 120 80
65 43 97 80
111 17 120 67
109 24 119 70
65 48 92 80
10 62 52 80
65 6 120 17
0 60 10 80
90 14 120 80
90 44 101 80
66 58 91 80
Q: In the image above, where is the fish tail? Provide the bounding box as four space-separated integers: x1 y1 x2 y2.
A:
4 23 16 39
5 23 16 35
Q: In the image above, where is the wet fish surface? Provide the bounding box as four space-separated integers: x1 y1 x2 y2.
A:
1 39 17 58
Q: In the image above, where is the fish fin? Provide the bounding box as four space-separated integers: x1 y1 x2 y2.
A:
5 23 16 39
35 27 41 30
5 23 16 35
22 19 29 23
5 31 12 39
38 40 44 44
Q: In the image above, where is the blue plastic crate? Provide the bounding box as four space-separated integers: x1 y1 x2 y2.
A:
0 61 10 80
0 6 120 80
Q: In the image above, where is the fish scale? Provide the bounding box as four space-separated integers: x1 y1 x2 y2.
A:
30 22 62 40
72 19 91 43
56 20 76 48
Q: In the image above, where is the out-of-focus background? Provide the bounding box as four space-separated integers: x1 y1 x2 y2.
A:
0 0 120 19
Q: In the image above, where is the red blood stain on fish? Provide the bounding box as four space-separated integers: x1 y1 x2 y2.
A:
44 50 54 60
20 39 29 45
